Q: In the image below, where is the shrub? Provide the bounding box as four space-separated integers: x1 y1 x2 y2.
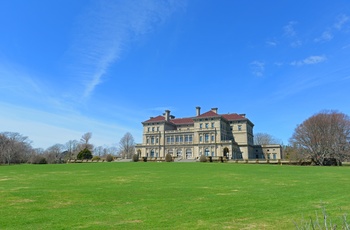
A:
165 153 172 162
132 154 139 162
77 148 93 160
106 154 114 162
30 155 47 164
92 156 101 162
199 155 207 162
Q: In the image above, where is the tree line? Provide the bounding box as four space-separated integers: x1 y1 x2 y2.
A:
254 110 350 165
0 131 135 165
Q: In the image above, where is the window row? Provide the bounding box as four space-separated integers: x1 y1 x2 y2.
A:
166 135 193 143
146 136 159 144
147 126 159 132
199 122 215 129
199 133 215 142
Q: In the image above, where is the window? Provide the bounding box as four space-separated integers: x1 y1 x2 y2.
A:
156 138 158 144
189 135 192 142
147 127 150 132
200 123 203 129
177 149 182 157
238 125 242 131
211 122 214 128
179 136 183 142
176 136 179 142
151 137 154 144
186 149 192 158
146 138 149 144
152 127 154 132
185 135 189 142
205 148 210 156
211 135 214 141
205 134 209 142
167 137 171 143
200 136 203 142
157 127 159 131
205 123 208 128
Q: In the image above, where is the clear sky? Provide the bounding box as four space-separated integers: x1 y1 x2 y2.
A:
1 0 350 149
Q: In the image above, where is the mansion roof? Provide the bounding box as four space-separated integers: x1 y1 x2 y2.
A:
143 109 249 126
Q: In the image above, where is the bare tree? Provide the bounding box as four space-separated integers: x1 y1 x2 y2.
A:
283 145 303 161
80 132 93 151
94 146 104 157
66 140 79 160
107 146 118 156
29 148 46 164
45 144 65 163
0 132 32 165
254 133 281 145
119 132 135 159
290 110 350 165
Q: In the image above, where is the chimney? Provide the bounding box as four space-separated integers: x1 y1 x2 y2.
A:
239 113 246 117
164 110 170 121
211 108 218 114
196 106 201 116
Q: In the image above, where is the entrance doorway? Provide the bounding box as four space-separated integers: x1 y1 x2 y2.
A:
223 147 229 158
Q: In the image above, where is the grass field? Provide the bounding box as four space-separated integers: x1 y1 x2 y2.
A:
1 162 350 229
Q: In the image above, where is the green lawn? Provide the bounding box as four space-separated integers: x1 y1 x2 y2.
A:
1 162 350 229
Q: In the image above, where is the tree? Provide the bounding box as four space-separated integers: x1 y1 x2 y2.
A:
283 145 303 162
80 132 93 151
119 132 135 159
254 133 281 145
94 146 104 157
0 132 32 165
29 148 46 164
66 140 79 160
44 144 65 163
289 110 350 165
77 148 93 160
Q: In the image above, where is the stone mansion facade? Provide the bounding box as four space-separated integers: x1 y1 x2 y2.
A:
136 107 282 160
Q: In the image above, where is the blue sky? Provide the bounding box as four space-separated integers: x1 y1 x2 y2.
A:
1 0 350 148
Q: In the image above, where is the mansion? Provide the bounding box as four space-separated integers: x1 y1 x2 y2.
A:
136 107 282 160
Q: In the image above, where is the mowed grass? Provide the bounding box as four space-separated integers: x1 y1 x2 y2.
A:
1 163 350 229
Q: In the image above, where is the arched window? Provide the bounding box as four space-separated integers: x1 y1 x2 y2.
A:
177 149 182 157
186 149 192 159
